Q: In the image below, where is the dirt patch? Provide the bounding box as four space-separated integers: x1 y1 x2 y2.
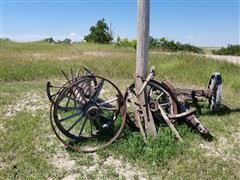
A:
3 92 48 118
58 152 149 180
203 54 240 64
30 51 111 61
32 53 48 59
51 150 76 171
150 51 240 65
83 51 111 57
102 156 148 179
62 173 79 180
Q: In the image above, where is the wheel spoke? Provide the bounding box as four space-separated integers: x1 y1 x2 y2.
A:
59 111 83 122
61 70 70 82
50 92 60 98
90 119 93 135
99 106 117 111
58 106 81 111
67 114 85 132
98 97 118 106
64 94 83 105
79 118 87 136
159 102 170 106
70 68 74 80
65 89 74 107
75 68 80 78
156 92 164 100
91 79 104 102
149 87 153 96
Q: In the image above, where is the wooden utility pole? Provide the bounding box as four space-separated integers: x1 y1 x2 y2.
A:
135 0 157 136
136 0 149 78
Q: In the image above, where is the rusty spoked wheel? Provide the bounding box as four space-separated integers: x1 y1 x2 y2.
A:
50 75 126 152
125 79 178 132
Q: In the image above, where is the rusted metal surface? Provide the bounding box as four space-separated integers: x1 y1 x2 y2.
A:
168 108 196 119
162 80 214 140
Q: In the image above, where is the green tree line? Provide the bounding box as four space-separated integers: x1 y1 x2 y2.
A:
212 44 240 56
115 36 204 54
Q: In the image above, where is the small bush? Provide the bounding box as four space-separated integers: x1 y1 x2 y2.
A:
42 37 55 43
115 37 137 49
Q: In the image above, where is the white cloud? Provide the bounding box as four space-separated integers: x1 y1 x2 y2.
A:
69 32 77 36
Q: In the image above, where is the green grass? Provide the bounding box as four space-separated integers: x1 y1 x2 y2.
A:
0 41 240 179
0 112 54 179
1 41 240 91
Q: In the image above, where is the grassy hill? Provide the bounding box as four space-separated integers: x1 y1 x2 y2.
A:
0 41 240 179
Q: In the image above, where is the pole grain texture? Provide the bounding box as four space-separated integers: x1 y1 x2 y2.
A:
135 0 157 136
136 0 150 78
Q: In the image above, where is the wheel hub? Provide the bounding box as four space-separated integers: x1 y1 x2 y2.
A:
86 105 100 120
149 100 158 112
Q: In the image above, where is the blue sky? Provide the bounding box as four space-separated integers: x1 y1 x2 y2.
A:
1 0 239 47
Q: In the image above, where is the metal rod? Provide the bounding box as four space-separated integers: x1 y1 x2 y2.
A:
158 105 183 142
137 71 154 96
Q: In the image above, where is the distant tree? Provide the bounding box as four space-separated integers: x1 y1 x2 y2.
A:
0 38 11 42
212 44 240 56
84 18 113 44
43 37 55 43
149 36 160 49
63 38 71 44
55 38 71 44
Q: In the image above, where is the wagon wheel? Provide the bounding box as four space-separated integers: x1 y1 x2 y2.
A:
50 76 126 152
125 79 178 133
208 72 222 112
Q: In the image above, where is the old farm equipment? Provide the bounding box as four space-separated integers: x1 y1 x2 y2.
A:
46 0 220 152
47 68 127 152
46 68 221 152
125 68 222 141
